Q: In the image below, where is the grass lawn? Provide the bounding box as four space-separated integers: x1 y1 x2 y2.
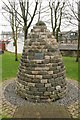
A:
63 57 78 81
0 54 2 81
0 51 78 82
1 52 21 82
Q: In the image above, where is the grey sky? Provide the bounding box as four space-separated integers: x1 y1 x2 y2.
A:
0 0 78 39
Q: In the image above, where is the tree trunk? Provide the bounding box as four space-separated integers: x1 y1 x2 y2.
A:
49 3 55 36
76 32 80 62
55 30 58 42
15 39 18 61
76 1 80 62
23 27 28 51
22 23 28 60
56 27 60 42
53 29 55 36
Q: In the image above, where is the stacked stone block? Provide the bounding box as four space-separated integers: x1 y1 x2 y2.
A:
16 21 67 102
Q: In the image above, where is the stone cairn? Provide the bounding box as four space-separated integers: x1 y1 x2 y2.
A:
16 21 67 102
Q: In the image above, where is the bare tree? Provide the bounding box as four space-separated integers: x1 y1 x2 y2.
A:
10 2 19 61
49 0 65 42
2 1 20 61
66 0 80 62
2 0 38 51
19 0 38 48
38 0 42 22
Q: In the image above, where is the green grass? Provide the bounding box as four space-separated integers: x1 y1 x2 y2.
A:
0 54 2 81
79 62 80 82
0 51 78 82
63 57 78 81
1 52 21 81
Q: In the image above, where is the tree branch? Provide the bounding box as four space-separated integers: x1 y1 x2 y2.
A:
27 1 38 29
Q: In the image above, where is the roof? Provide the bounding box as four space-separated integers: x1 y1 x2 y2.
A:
58 44 78 50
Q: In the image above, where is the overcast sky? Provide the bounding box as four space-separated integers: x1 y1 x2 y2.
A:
0 0 78 39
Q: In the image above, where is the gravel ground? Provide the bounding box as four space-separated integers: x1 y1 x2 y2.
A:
3 80 80 106
1 79 80 118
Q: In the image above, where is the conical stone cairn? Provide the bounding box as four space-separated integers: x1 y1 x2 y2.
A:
16 21 67 102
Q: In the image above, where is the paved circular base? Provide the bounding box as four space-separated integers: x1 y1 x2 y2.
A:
13 103 71 118
1 79 80 118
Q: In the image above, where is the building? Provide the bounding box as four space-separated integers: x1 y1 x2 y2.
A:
58 31 78 43
58 44 79 56
0 31 24 53
0 40 10 53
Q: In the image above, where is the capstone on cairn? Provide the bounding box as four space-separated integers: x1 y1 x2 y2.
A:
16 21 67 102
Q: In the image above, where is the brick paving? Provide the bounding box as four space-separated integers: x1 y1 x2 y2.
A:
13 103 71 118
68 100 80 118
0 80 17 118
0 79 80 118
66 79 80 118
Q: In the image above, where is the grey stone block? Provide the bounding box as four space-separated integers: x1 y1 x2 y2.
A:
29 87 38 92
44 91 51 96
27 82 35 87
53 70 59 74
41 79 48 83
35 83 44 88
42 75 53 79
52 74 57 78
47 87 55 92
50 94 58 100
18 80 28 86
34 91 44 96
50 67 57 71
26 90 35 95
45 83 51 87
38 71 47 75
43 59 50 64
38 87 46 92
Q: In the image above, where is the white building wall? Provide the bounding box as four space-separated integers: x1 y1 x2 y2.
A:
6 38 24 53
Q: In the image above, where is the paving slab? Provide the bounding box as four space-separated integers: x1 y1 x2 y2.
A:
13 103 71 118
